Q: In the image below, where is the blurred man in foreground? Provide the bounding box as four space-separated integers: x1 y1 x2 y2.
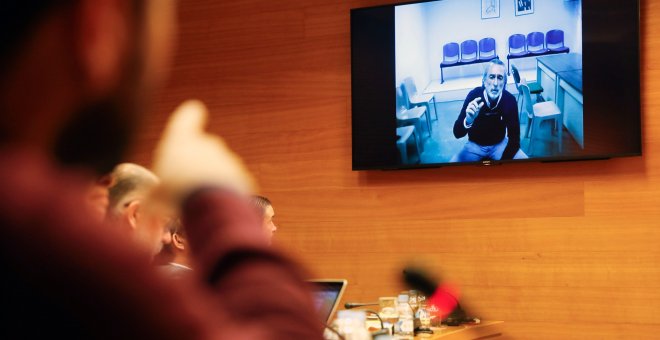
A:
0 1 321 339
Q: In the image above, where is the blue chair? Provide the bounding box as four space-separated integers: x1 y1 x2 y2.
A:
511 64 543 119
396 86 430 140
441 42 460 65
440 42 459 83
402 77 438 121
519 78 563 156
478 37 497 61
460 40 478 63
526 32 548 54
507 33 529 74
508 34 528 57
396 125 421 164
546 29 569 53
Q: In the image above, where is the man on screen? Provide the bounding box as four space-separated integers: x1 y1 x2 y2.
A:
451 59 527 162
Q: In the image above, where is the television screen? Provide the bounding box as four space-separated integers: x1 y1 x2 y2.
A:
351 0 640 170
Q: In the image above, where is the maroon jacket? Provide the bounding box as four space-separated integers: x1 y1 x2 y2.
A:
0 149 323 339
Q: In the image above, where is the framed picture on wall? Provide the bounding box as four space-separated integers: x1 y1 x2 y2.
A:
481 0 500 19
515 0 534 16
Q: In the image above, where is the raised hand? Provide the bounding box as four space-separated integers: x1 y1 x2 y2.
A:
465 97 484 126
152 100 256 201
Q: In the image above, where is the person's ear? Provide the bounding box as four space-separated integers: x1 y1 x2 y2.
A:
125 200 141 230
172 233 186 251
73 0 131 95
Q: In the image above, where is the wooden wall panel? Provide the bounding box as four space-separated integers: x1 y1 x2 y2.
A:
128 0 660 338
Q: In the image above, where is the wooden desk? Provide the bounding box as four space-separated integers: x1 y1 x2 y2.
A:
414 321 504 340
556 70 583 148
537 53 582 102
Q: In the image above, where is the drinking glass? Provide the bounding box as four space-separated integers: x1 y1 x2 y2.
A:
378 296 398 335
408 290 419 313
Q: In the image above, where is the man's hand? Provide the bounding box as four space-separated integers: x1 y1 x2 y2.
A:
465 97 484 126
152 100 256 201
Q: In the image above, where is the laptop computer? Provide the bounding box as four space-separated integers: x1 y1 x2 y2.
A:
308 279 348 324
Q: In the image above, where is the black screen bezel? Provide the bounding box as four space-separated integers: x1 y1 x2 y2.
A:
350 0 641 170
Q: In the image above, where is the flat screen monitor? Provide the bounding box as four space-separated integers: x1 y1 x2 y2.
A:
351 0 641 170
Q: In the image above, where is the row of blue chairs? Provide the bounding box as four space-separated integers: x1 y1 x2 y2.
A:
506 29 569 74
440 38 497 83
440 29 569 82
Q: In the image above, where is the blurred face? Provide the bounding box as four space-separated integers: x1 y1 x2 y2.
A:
484 63 506 101
262 205 277 243
134 200 174 257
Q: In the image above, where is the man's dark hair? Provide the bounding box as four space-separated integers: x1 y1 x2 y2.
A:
1 1 143 75
1 1 72 72
0 1 147 174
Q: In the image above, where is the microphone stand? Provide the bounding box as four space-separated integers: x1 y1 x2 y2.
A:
362 309 384 330
357 309 388 338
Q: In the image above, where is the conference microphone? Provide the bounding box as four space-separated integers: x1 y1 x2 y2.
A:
402 267 437 297
402 267 470 326
344 302 379 309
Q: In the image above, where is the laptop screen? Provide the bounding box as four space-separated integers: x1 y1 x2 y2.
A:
308 279 347 324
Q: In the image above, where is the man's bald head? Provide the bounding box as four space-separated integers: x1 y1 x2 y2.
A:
108 163 160 216
107 162 173 257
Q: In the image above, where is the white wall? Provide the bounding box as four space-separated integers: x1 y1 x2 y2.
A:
395 4 431 92
396 0 582 83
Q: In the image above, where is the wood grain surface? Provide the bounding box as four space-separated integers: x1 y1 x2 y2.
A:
128 1 659 338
